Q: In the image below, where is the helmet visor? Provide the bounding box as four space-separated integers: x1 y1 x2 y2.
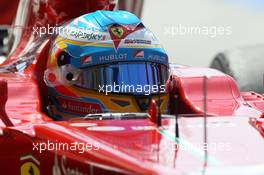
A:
73 62 168 95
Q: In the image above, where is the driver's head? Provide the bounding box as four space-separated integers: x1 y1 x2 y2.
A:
45 10 169 120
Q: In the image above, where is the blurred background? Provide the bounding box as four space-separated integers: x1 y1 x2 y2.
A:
0 0 19 61
142 0 264 66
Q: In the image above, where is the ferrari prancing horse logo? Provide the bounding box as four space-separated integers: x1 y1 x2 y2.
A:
110 26 124 38
109 24 142 50
21 162 40 175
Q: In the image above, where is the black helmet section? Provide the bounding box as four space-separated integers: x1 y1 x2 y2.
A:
57 51 71 67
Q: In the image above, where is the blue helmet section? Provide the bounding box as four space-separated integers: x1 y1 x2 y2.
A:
59 10 168 68
71 10 141 29
67 44 168 68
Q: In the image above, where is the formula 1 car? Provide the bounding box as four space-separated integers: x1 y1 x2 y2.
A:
0 0 264 175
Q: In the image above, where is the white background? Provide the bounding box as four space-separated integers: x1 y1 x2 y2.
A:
142 0 264 66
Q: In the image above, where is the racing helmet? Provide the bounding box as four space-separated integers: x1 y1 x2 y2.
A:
45 10 169 120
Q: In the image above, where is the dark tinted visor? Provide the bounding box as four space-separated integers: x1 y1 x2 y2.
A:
74 62 169 95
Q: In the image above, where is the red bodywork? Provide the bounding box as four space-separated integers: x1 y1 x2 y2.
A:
0 0 264 174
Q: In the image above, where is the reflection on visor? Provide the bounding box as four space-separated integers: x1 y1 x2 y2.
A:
73 62 168 95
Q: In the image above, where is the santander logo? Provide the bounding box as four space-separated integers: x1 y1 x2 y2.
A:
57 97 102 115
